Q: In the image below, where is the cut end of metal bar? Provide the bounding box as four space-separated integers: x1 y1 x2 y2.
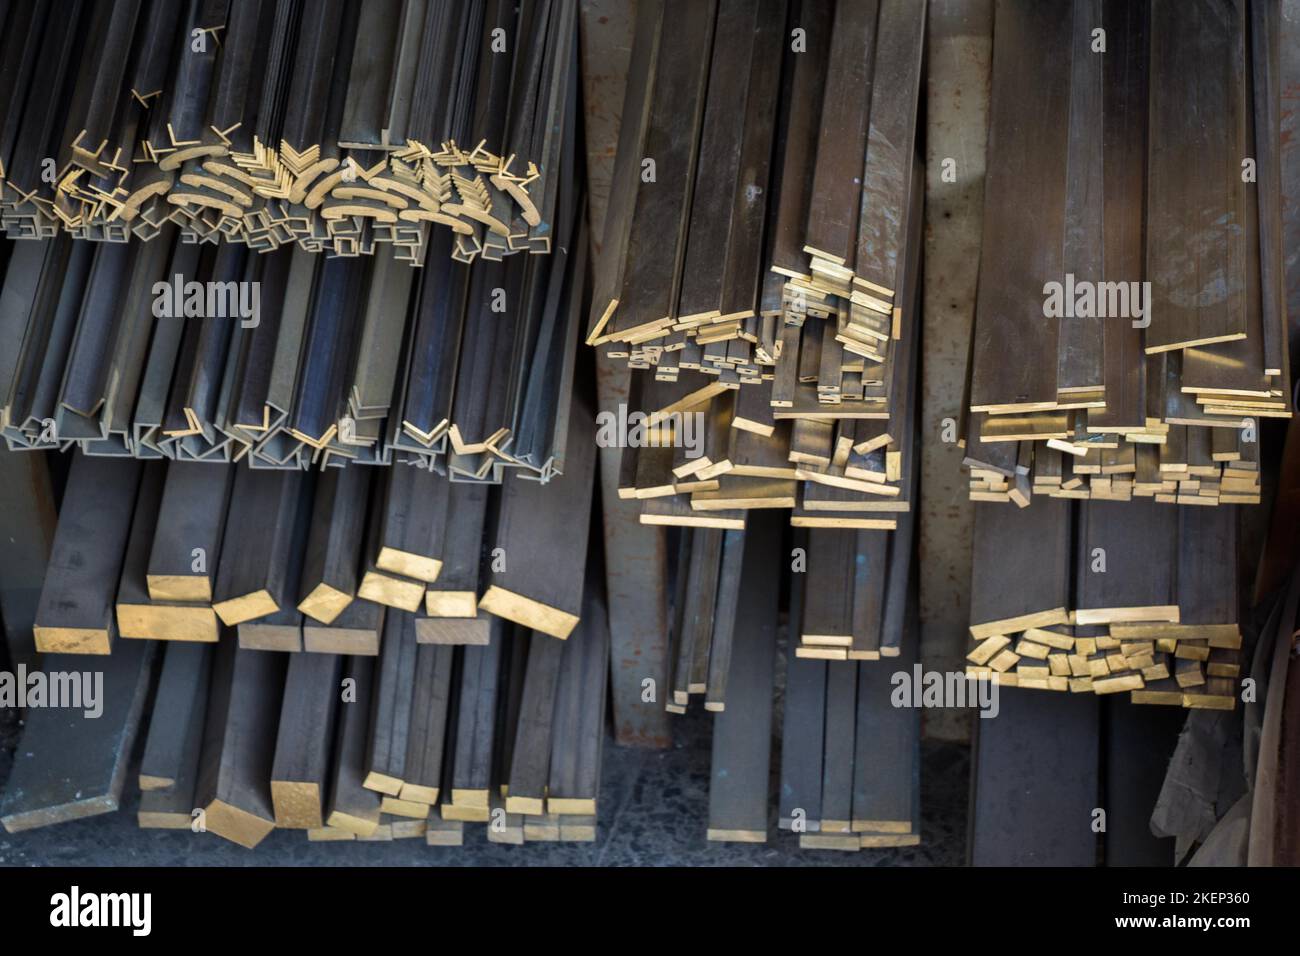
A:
361 771 404 797
358 570 425 611
212 589 279 626
478 586 579 640
116 603 220 643
33 626 113 655
271 781 324 830
375 546 443 584
397 783 439 806
146 574 213 603
203 799 276 849
297 582 355 624
423 590 478 618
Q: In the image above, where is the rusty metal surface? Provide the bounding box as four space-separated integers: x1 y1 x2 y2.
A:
580 0 672 748
581 0 637 251
919 0 993 742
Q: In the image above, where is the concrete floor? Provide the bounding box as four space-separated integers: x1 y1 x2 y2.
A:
0 696 967 867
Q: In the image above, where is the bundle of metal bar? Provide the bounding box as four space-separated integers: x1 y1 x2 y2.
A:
968 675 1187 866
611 165 920 532
10 469 609 848
961 0 1288 507
126 601 607 849
773 528 921 851
333 604 606 846
795 499 914 663
14 444 597 653
965 498 1241 709
0 0 577 266
654 449 914 730
661 528 742 713
0 190 586 480
598 0 925 530
590 0 924 404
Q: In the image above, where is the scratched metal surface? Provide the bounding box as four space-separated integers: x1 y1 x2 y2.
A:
919 0 993 742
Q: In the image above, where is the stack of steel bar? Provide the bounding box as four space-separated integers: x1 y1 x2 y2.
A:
29 416 596 655
684 514 921 849
961 0 1288 507
965 497 1241 710
771 524 921 850
591 0 925 531
792 500 915 662
0 0 576 265
968 683 1189 865
774 654 922 851
589 0 923 387
2 440 603 845
653 430 916 713
1 604 608 848
621 398 916 696
0 183 585 478
584 6 925 847
659 528 748 714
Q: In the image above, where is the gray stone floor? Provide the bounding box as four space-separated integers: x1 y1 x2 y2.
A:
0 697 967 866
